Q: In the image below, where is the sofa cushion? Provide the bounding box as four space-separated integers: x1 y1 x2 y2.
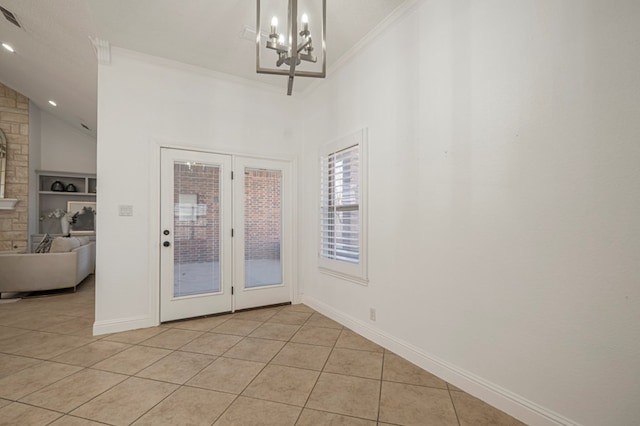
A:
75 236 91 246
50 237 82 253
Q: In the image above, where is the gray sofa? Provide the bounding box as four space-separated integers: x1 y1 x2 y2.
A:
0 237 95 295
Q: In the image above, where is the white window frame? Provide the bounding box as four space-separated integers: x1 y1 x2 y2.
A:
319 128 368 284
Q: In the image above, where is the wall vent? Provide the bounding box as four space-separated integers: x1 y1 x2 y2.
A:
0 6 21 28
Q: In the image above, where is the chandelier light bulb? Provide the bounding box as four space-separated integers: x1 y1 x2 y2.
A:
270 16 278 34
301 13 309 32
278 34 285 45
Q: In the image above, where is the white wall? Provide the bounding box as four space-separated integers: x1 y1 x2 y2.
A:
298 1 640 425
40 110 96 173
95 49 300 333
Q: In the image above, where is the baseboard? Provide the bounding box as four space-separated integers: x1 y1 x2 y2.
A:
93 315 158 336
302 296 580 426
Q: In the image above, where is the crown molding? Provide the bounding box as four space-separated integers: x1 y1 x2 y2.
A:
302 0 422 99
110 46 294 97
90 37 111 66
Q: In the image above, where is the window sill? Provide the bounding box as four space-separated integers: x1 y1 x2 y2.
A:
319 267 369 286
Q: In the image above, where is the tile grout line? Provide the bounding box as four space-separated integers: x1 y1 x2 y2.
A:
0 328 98 360
9 366 128 424
139 307 289 425
87 309 373 425
240 313 313 406
448 386 462 426
293 318 345 424
95 339 193 425
70 334 187 424
63 370 130 418
5 364 88 405
44 413 112 426
122 326 233 424
377 349 386 423
50 336 133 367
204 310 313 424
4 297 504 426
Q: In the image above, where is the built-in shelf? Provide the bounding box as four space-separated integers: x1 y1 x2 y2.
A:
36 170 97 236
39 191 97 196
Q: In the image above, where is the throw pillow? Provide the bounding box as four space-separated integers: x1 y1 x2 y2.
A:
50 237 82 253
35 234 53 253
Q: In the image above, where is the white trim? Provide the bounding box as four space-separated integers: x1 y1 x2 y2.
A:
112 47 286 96
148 138 297 163
318 128 368 282
302 0 423 99
290 158 299 302
302 295 583 426
93 315 157 336
148 138 162 326
110 2 423 100
318 267 368 286
91 37 111 66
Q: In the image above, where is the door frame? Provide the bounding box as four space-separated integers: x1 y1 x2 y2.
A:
148 141 298 325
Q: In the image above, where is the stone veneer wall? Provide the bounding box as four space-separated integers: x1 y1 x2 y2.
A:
0 82 29 252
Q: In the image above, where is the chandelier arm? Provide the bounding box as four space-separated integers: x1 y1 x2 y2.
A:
296 39 311 54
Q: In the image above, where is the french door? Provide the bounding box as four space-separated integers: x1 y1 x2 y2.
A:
160 148 291 322
233 157 291 310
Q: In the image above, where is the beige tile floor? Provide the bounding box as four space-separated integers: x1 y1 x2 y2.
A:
0 276 526 425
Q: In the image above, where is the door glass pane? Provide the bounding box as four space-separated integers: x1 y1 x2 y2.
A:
173 161 220 297
244 168 282 288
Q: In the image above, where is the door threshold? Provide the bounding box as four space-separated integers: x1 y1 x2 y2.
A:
234 301 292 313
161 302 292 325
162 310 233 325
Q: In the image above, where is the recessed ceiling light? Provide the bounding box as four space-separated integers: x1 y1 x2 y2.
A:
48 100 57 107
2 43 14 53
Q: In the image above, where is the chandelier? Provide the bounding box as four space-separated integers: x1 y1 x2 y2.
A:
256 0 326 95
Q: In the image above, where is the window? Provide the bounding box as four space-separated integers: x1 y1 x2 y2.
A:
319 129 367 283
320 145 359 262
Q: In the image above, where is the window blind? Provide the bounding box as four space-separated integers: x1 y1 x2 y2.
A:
320 144 360 264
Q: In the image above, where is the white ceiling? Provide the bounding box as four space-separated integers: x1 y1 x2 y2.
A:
0 0 406 138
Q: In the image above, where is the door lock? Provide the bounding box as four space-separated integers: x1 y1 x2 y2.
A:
163 241 171 247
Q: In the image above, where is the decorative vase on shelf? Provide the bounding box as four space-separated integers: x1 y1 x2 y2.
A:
60 215 70 235
50 180 65 191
